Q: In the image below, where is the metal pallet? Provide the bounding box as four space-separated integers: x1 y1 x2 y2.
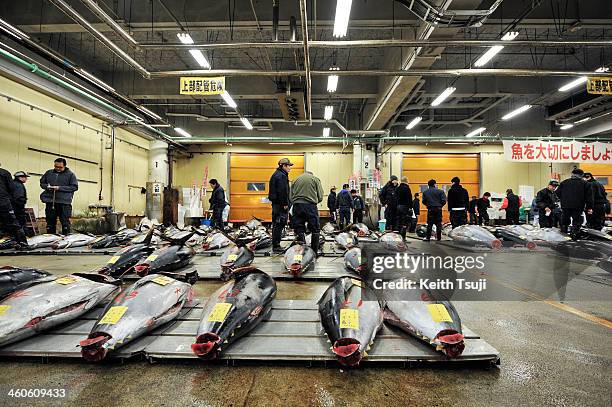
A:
0 300 500 365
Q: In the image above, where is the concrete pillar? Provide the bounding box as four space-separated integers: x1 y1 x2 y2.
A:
146 140 169 221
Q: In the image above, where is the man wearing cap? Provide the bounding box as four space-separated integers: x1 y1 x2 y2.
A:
447 176 469 228
13 171 30 229
379 175 399 231
583 172 608 230
556 168 594 238
0 163 28 249
535 180 559 228
268 158 293 253
290 170 324 254
40 158 78 235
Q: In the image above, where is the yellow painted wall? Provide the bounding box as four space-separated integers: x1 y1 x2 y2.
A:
305 152 353 209
173 152 228 211
0 75 150 216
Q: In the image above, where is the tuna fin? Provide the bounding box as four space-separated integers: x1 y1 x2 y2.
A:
142 227 156 246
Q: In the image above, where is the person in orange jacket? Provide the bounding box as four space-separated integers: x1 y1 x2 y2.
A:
500 189 522 225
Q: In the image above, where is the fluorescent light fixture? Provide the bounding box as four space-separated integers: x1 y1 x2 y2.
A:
574 116 591 124
406 116 423 130
595 66 610 73
188 49 210 68
269 142 295 145
240 117 253 130
323 127 331 137
465 127 486 138
174 127 191 137
431 87 456 107
0 18 30 40
501 104 532 120
77 69 115 92
221 92 237 108
474 32 518 68
324 105 334 120
327 67 340 92
559 76 587 92
560 124 574 130
136 105 162 121
177 33 194 44
333 0 353 38
445 142 470 145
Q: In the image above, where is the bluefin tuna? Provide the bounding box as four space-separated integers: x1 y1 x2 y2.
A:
322 222 338 234
379 232 408 251
344 247 364 275
384 300 465 357
318 277 384 366
246 217 263 231
27 234 62 249
0 237 15 250
579 228 612 242
202 232 231 251
52 234 97 250
283 244 316 277
448 225 502 250
0 273 120 347
133 245 196 277
96 229 156 277
90 229 139 249
252 233 272 250
493 225 537 249
220 244 255 280
335 232 357 249
0 266 51 299
79 272 195 361
191 267 277 359
351 223 370 237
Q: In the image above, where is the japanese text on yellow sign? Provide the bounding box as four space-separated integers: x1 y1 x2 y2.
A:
587 76 612 95
99 306 128 325
427 304 453 323
339 309 359 329
180 77 225 95
207 303 232 322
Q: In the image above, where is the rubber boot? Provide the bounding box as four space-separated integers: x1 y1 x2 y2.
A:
311 232 321 257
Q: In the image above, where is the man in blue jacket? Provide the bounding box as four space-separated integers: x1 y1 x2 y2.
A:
40 158 78 235
268 158 293 253
422 179 446 241
335 184 353 229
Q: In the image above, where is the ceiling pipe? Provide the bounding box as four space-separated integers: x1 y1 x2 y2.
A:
149 68 612 78
78 0 138 48
47 0 149 78
272 0 279 41
298 0 312 124
138 39 612 50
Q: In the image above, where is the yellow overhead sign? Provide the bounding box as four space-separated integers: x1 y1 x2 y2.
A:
586 76 612 95
180 76 225 95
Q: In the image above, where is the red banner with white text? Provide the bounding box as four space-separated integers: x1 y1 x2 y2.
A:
502 140 612 163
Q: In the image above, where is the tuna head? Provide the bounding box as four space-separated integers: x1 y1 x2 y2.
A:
318 277 384 367
192 268 277 359
283 244 316 277
202 233 231 251
344 248 364 275
379 232 407 251
134 245 195 277
351 223 370 237
220 245 255 281
80 273 192 361
0 266 51 299
335 232 357 249
448 225 502 250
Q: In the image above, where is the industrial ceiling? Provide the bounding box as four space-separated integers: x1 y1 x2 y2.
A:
0 0 611 144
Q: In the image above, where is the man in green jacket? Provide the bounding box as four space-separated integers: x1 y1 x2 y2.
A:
290 171 324 254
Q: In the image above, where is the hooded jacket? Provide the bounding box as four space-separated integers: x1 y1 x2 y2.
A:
557 174 594 210
39 167 78 205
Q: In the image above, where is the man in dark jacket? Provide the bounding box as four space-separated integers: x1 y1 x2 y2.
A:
327 187 337 223
268 158 293 252
584 172 608 230
502 189 522 225
335 184 353 229
556 168 594 238
396 177 413 239
208 179 226 230
40 158 78 235
535 180 559 228
0 163 28 248
409 192 420 233
468 196 478 225
379 175 399 231
422 179 446 241
447 176 469 229
476 192 492 226
13 171 30 229
351 189 365 224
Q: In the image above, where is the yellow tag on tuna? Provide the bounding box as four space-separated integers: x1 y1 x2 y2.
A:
146 255 158 262
108 256 120 264
350 278 362 287
99 306 128 325
206 236 214 243
0 305 11 316
152 276 173 286
207 303 232 322
55 276 78 285
294 254 303 262
227 254 238 261
427 304 453 323
340 309 359 329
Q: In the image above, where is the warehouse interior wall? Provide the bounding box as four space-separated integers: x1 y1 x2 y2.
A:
0 74 150 217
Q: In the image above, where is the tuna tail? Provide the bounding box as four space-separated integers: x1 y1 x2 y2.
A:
332 338 362 367
142 227 156 246
80 333 111 362
161 231 195 247
191 333 221 359
435 329 465 358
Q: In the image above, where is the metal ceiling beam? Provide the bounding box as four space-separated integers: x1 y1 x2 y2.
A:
78 0 138 47
138 39 612 50
298 0 311 124
148 69 612 78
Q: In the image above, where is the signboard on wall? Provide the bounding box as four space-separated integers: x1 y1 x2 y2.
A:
179 77 225 95
502 140 612 163
587 76 612 95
